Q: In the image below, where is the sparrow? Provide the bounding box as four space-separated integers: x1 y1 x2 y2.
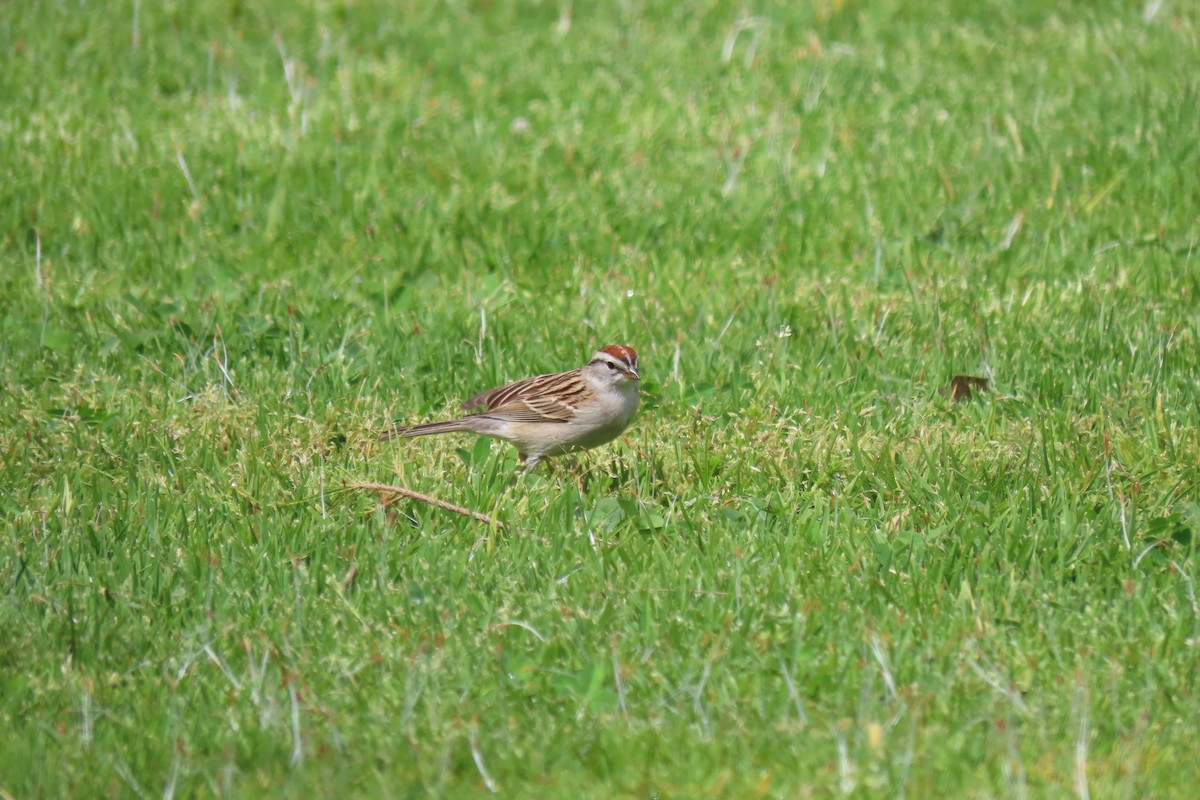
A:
382 345 640 473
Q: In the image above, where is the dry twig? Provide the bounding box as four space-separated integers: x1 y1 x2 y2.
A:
348 481 504 528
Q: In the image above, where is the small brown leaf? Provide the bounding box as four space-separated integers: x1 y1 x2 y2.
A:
943 375 989 402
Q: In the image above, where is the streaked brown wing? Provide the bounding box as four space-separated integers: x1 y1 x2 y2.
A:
460 369 584 423
500 389 581 422
460 371 559 411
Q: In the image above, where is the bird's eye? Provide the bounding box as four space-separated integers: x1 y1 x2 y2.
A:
606 362 618 370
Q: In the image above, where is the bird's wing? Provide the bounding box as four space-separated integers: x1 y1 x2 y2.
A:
460 369 585 423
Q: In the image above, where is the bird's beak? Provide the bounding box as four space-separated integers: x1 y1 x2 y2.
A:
624 367 639 381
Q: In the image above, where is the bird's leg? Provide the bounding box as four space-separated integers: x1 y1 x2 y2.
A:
518 453 542 475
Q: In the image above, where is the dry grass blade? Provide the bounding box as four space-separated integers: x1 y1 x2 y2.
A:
348 481 504 528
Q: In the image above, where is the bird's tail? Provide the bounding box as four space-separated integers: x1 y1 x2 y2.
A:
379 418 475 442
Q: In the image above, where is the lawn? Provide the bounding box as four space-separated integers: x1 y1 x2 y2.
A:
2 0 1199 796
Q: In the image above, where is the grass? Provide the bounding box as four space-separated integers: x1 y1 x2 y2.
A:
2 0 1199 796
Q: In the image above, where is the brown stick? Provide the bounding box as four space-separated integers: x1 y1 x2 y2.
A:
348 481 504 528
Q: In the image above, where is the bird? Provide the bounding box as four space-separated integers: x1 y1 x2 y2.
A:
381 344 641 473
